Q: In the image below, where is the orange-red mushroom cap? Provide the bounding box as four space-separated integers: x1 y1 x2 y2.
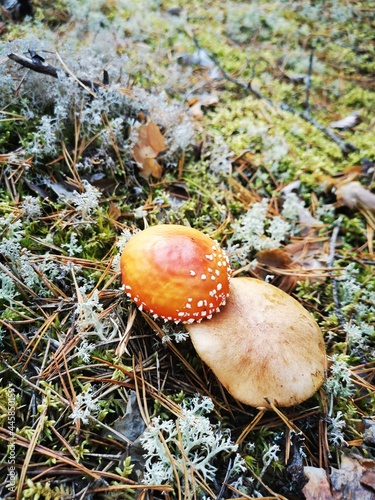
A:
120 224 231 323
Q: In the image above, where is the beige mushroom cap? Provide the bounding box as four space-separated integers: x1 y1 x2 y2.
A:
186 277 326 407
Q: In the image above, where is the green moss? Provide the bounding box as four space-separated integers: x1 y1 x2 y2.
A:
1 1 375 498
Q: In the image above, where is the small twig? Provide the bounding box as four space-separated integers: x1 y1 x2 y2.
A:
328 220 346 327
8 51 104 93
294 108 357 153
216 458 233 500
192 38 358 154
304 48 314 116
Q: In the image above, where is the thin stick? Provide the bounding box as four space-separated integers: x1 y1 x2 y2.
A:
8 52 103 93
304 48 314 116
328 220 346 327
190 38 358 154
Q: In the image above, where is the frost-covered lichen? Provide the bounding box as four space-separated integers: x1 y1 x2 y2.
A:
228 198 294 264
141 396 246 488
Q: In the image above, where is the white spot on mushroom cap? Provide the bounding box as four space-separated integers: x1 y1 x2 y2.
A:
121 225 232 325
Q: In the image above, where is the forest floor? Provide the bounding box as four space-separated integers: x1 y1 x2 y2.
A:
0 1 374 499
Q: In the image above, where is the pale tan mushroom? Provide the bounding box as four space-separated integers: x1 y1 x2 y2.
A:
186 277 326 407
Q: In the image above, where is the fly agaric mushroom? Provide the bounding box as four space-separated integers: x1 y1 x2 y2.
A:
120 224 231 323
185 277 326 407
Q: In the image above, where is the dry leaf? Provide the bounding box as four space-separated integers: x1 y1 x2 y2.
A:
188 101 204 120
330 111 361 130
133 121 167 179
285 73 308 83
257 248 294 268
330 453 375 500
285 240 328 276
335 181 375 211
254 242 328 293
166 7 183 16
108 202 121 220
187 93 219 120
254 249 297 293
178 49 221 78
303 467 333 500
336 181 375 249
363 418 375 445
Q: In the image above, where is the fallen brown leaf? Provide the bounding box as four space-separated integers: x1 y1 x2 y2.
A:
254 242 328 293
335 181 375 211
330 453 375 500
254 248 298 293
330 111 361 130
302 467 333 500
187 93 219 120
133 121 167 179
363 418 375 445
108 202 121 220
